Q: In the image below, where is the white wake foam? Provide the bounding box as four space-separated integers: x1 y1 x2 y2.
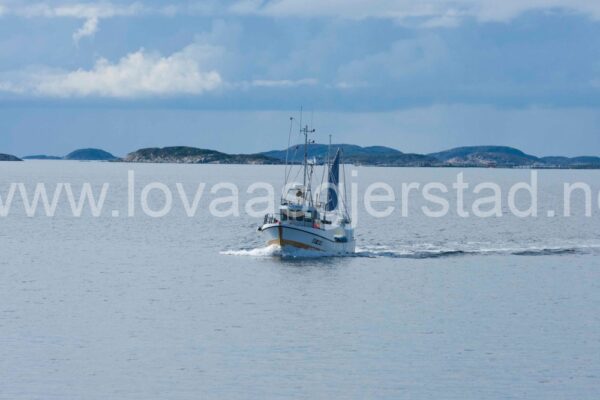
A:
222 243 600 260
221 244 345 259
220 245 282 257
355 243 600 259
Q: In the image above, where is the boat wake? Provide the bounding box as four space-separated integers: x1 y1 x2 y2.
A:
355 243 600 259
220 245 283 257
221 244 339 259
222 243 600 259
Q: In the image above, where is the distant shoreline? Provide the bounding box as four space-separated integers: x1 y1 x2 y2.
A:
5 144 600 169
14 158 600 170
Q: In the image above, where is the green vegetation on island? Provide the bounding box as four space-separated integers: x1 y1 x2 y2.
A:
263 144 600 168
22 149 118 161
22 155 63 160
13 145 600 168
0 153 22 161
64 148 118 161
123 146 278 164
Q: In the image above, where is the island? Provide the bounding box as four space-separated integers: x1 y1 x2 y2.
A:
428 146 600 168
0 153 22 161
16 144 600 169
22 148 119 161
124 146 278 164
22 155 63 160
64 148 118 161
263 144 600 169
261 144 438 167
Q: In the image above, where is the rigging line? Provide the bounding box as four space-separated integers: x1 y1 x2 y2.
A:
289 132 304 184
319 156 327 202
341 160 346 218
285 136 302 184
332 149 350 221
290 161 302 187
318 162 327 219
319 135 332 212
341 157 351 221
284 116 294 187
284 117 302 184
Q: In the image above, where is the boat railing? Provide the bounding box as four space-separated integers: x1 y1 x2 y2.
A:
263 213 279 225
262 213 325 230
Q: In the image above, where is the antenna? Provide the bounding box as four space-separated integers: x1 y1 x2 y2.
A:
284 116 294 190
302 124 316 203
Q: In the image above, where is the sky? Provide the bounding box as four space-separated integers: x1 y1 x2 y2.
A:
0 0 599 157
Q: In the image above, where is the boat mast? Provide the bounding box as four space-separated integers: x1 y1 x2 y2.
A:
302 124 315 204
323 134 332 221
284 116 293 189
303 125 307 190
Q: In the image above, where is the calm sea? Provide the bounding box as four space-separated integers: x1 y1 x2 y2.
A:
1 161 599 399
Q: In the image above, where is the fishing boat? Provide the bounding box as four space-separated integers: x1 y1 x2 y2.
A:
258 122 355 255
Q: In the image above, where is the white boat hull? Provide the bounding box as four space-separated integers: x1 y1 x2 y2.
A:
260 223 355 255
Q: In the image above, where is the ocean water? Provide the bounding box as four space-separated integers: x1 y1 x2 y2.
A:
1 161 599 399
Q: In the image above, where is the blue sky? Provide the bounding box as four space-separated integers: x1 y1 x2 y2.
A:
0 0 599 157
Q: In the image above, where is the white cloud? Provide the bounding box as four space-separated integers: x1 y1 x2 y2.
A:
229 0 264 14
4 1 600 32
250 78 317 88
10 2 145 19
2 2 147 41
334 81 370 90
72 16 99 43
230 0 600 25
0 81 24 94
336 35 446 85
470 0 600 22
0 43 224 98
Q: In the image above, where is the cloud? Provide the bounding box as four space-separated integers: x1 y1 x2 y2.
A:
0 81 24 94
334 81 370 90
72 16 99 43
4 1 600 33
2 2 147 42
336 35 446 86
9 2 145 19
249 78 317 88
0 43 224 98
230 0 600 25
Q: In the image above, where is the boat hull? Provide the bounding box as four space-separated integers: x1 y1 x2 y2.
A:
260 223 355 255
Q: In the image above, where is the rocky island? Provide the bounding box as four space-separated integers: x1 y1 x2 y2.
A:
0 153 22 161
261 144 438 167
22 155 63 160
263 144 600 168
64 148 118 161
15 145 600 169
428 146 600 168
120 144 600 168
124 146 277 164
22 149 118 161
